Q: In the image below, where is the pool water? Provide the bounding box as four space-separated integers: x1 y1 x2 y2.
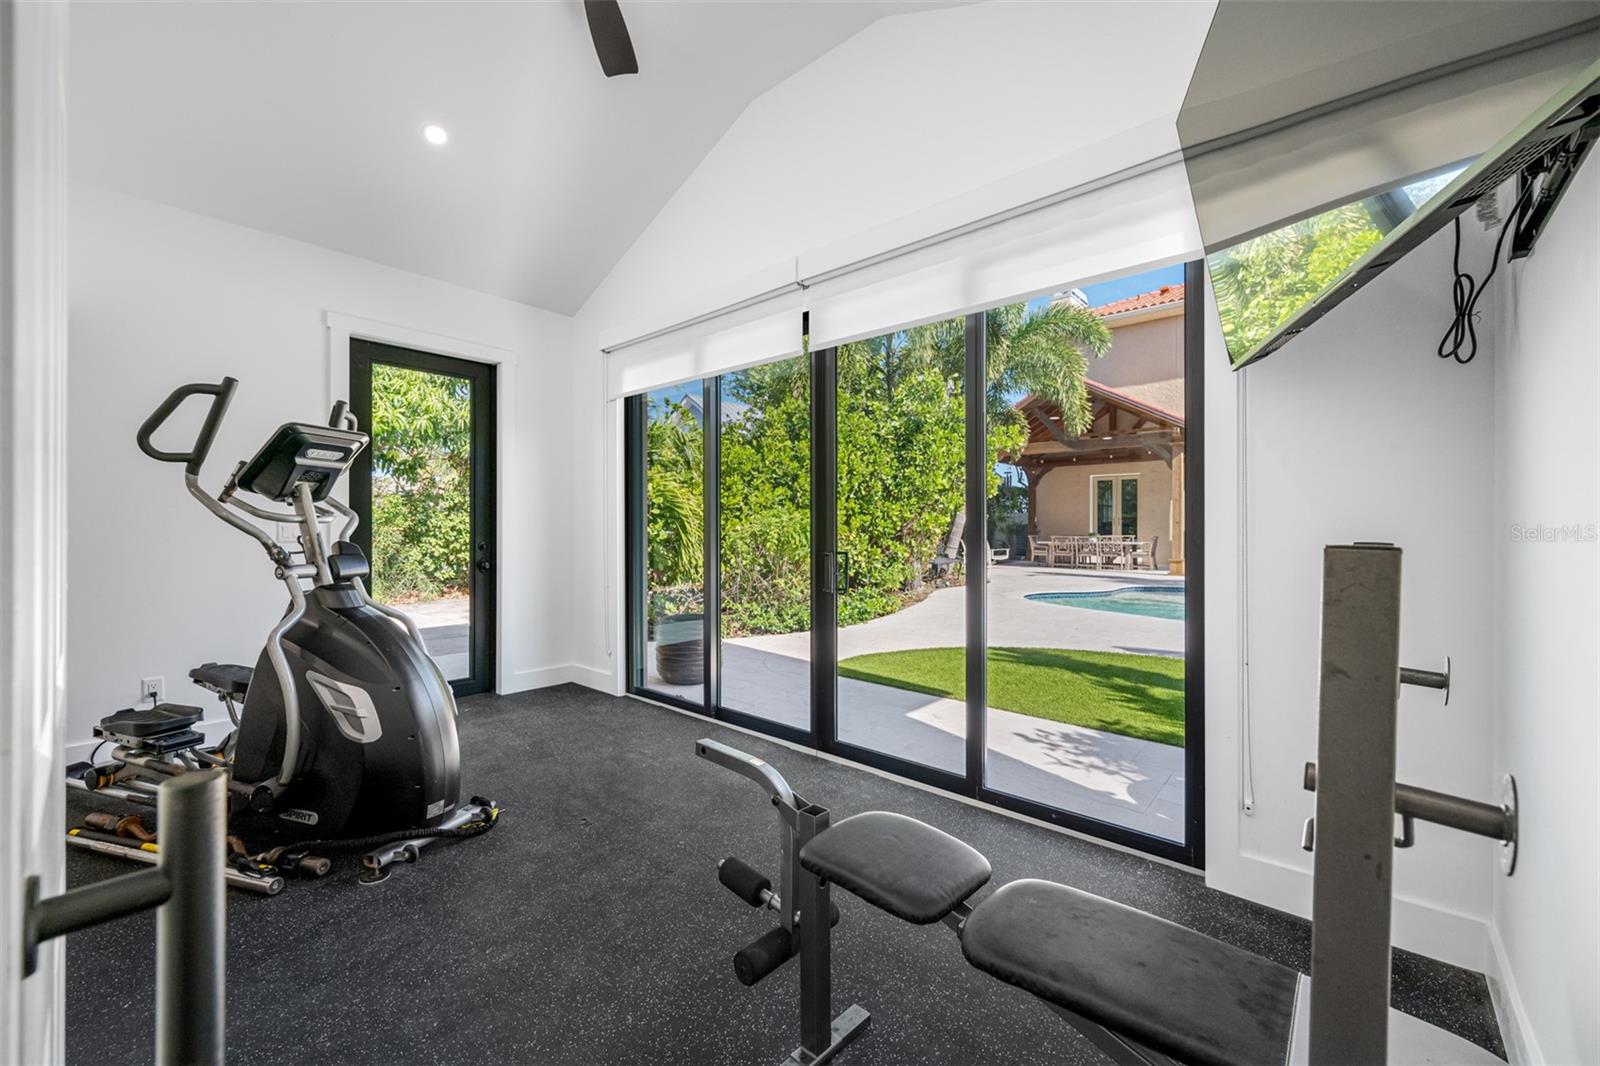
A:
1026 586 1185 621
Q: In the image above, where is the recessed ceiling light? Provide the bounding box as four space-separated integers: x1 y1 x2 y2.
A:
422 124 449 146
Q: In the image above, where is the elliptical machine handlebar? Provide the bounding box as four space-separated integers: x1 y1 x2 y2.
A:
137 377 239 477
328 399 358 432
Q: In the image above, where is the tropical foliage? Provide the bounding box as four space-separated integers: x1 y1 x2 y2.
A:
1208 200 1387 360
369 365 473 602
646 300 1111 636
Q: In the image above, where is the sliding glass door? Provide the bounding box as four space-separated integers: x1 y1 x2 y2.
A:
626 262 1204 865
831 322 968 776
717 357 811 734
636 384 706 709
982 267 1192 846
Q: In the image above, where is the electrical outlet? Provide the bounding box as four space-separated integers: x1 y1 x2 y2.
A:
140 676 165 704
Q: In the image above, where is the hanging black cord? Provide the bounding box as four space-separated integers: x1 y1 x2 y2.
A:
1438 171 1544 365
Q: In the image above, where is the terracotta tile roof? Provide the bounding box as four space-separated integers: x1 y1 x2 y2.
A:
1014 378 1184 430
1091 284 1184 317
1088 377 1184 423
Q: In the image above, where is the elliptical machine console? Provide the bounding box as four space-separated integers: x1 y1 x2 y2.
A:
69 377 497 884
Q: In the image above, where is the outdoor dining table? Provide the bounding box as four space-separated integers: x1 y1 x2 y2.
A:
1046 535 1154 570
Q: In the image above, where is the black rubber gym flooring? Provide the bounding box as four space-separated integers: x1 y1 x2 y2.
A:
66 684 1506 1064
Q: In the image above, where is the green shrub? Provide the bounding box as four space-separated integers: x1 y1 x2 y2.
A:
644 302 1108 637
368 366 472 603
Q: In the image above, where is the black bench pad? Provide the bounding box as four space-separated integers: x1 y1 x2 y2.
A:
961 880 1298 1066
799 811 991 924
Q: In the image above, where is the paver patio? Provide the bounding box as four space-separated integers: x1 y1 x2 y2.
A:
645 563 1187 842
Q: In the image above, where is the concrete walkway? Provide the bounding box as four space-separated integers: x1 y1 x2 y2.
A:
648 564 1187 842
394 595 471 681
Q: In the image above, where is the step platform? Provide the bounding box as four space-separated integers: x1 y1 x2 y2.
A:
189 662 253 699
94 703 206 754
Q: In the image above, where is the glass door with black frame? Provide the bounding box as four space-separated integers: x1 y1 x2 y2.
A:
830 318 969 780
350 339 496 696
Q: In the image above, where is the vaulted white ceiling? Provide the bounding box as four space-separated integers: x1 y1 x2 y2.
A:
69 1 958 315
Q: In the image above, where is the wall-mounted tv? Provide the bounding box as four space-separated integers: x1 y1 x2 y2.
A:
1213 57 1600 369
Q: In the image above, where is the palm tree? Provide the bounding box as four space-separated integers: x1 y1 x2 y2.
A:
900 298 1113 562
983 298 1111 435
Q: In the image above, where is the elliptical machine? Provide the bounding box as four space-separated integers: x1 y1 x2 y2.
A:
69 377 497 883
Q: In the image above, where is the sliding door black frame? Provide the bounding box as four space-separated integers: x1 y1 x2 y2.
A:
350 338 497 697
810 341 970 796
965 273 1206 866
623 394 649 696
1182 258 1208 868
623 391 707 719
625 269 1206 867
710 367 814 746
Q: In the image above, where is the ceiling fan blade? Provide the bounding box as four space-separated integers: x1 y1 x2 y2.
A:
584 0 638 77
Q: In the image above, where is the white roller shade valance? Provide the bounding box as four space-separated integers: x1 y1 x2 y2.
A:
604 288 804 399
804 157 1201 351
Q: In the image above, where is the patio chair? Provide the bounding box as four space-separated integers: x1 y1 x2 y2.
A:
1101 536 1127 570
1050 535 1076 568
1078 535 1106 569
1118 536 1142 570
1027 535 1052 566
1130 535 1159 571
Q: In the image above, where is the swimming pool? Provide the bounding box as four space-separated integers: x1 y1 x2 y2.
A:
1025 586 1185 621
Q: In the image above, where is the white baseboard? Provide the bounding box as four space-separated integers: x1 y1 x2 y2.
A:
505 662 617 695
505 664 578 693
565 662 616 693
1485 922 1541 1065
1209 849 1490 971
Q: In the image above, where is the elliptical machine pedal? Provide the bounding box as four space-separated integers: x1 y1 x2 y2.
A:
94 703 207 755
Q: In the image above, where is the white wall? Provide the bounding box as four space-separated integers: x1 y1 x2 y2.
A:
554 0 1535 971
66 183 573 752
1484 160 1598 1065
566 0 1214 690
1204 217 1505 968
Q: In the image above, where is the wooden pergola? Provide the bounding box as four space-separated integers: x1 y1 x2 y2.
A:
1008 381 1187 574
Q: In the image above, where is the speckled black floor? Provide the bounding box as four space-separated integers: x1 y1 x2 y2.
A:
66 684 1505 1064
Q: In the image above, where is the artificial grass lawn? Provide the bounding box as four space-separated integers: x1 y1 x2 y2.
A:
838 646 1185 746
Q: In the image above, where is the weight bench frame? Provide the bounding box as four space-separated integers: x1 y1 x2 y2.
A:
696 740 870 1064
699 738 1197 1066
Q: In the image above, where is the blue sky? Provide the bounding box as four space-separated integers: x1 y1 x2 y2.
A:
1025 262 1184 315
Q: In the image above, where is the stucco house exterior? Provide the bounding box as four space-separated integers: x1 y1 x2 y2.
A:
1011 284 1187 572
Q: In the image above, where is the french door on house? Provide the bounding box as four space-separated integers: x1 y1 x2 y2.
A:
349 339 497 696
1092 474 1140 537
627 262 1204 865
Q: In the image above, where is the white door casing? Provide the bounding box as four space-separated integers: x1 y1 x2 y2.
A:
0 3 70 1061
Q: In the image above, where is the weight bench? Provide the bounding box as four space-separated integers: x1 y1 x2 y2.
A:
700 740 1506 1066
802 811 1299 1066
702 740 1303 1066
